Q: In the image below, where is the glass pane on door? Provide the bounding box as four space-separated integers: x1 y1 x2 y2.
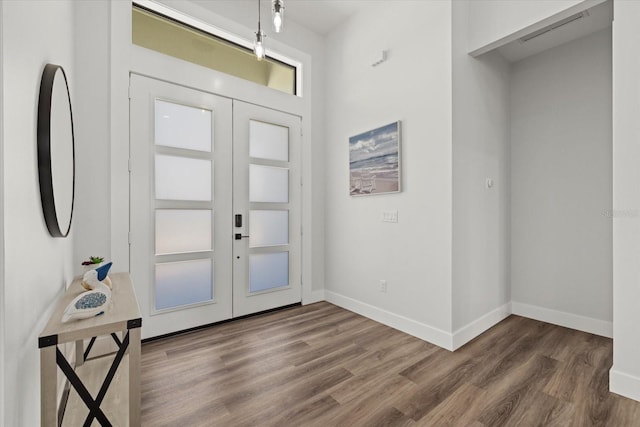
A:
155 154 212 201
155 100 212 152
249 120 289 161
155 209 212 255
249 252 289 292
249 164 288 203
155 259 213 310
249 210 288 247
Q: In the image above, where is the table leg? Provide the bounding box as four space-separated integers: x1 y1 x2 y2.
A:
40 346 57 427
75 339 84 367
129 327 141 426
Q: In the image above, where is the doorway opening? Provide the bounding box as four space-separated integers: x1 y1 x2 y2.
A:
130 76 303 339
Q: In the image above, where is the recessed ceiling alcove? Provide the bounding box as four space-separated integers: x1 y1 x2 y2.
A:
471 0 612 62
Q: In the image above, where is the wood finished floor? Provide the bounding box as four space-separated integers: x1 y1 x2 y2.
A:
141 302 640 426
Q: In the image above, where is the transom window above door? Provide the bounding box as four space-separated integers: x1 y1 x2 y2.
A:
132 4 298 96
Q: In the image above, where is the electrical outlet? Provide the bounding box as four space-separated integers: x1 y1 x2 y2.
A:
379 280 387 293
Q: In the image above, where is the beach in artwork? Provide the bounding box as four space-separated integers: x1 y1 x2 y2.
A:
349 122 400 195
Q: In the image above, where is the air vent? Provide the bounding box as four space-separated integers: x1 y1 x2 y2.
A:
519 10 590 43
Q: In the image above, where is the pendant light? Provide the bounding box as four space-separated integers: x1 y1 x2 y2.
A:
272 0 284 33
254 0 266 61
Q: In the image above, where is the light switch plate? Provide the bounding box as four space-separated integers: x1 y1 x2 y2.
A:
381 210 398 223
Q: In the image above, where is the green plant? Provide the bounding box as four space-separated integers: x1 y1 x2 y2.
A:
81 256 104 266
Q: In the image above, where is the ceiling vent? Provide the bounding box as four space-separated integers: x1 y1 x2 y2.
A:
519 10 590 43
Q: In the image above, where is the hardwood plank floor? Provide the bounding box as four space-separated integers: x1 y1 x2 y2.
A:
141 302 640 426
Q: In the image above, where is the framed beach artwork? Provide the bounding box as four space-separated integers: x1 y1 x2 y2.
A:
349 121 401 196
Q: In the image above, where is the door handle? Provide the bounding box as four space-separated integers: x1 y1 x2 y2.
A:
235 233 250 240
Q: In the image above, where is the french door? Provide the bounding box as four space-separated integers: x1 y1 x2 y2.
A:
232 102 301 317
130 75 301 339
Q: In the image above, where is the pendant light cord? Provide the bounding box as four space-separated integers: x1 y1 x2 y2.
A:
257 0 262 32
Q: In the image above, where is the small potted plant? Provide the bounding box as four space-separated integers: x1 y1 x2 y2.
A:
81 256 104 273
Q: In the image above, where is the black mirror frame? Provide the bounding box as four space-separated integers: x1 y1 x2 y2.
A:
37 63 76 238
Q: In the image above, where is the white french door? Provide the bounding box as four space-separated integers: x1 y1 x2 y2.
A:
130 75 233 339
232 101 302 317
130 75 301 339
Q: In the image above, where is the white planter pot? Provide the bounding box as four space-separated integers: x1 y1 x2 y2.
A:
82 262 103 274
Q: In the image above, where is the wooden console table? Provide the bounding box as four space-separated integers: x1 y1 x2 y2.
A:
39 272 142 426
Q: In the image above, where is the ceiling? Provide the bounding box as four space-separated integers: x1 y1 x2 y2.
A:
195 0 365 36
193 1 614 60
282 1 363 35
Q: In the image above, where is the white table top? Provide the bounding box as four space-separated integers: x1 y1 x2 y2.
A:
39 272 142 346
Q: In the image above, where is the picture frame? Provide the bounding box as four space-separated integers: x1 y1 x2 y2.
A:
349 121 401 196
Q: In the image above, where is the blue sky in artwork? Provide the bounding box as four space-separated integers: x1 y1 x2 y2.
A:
349 122 399 165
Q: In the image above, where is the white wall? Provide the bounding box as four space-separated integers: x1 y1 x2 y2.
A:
73 0 111 273
324 1 453 346
2 1 76 425
468 0 591 53
0 0 5 420
510 28 613 336
610 0 640 402
452 1 511 340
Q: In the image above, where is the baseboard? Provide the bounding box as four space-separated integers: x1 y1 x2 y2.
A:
304 289 326 305
325 291 454 350
610 367 640 402
511 301 612 338
451 302 512 350
320 292 611 349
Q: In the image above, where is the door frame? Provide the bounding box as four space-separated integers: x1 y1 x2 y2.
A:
110 1 318 305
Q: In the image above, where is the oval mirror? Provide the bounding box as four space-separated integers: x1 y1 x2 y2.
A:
37 64 75 238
